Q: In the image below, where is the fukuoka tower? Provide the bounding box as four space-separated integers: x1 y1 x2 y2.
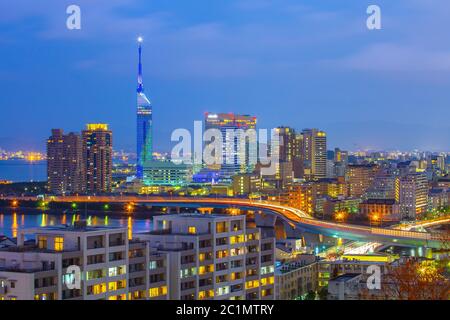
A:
135 37 153 179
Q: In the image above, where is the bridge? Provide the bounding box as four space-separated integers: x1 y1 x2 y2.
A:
3 196 449 248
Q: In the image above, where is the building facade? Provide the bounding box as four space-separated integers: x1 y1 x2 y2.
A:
347 164 378 198
47 129 83 195
82 124 113 194
301 129 327 181
395 173 428 219
138 213 275 300
204 113 257 179
0 224 171 301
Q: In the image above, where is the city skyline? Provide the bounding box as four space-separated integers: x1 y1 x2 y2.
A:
0 1 449 153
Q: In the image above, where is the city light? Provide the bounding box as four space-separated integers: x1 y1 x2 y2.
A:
125 203 134 213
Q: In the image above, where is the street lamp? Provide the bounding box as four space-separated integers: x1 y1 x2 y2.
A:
126 203 134 214
370 213 381 226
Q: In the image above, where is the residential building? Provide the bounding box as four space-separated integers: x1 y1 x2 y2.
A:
47 129 83 195
138 213 275 300
82 124 113 193
347 164 379 198
275 254 318 300
0 223 128 300
395 173 428 219
301 129 327 180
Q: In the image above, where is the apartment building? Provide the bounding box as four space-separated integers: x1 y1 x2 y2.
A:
127 240 169 300
317 253 397 289
138 213 275 300
0 223 129 300
275 254 318 300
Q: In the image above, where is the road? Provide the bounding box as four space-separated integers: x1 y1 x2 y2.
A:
3 195 449 247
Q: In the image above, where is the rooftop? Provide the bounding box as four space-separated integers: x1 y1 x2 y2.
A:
329 273 361 282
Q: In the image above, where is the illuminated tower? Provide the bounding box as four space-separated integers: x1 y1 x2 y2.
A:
136 37 153 179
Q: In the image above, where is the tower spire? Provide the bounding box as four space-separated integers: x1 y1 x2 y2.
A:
137 37 144 93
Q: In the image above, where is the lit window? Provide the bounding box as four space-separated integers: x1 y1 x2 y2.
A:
188 226 196 234
54 237 64 251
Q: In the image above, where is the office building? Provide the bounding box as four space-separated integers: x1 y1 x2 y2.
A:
204 113 257 178
82 124 113 194
47 129 83 195
142 160 191 186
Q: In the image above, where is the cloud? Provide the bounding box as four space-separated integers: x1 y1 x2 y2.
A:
325 43 450 72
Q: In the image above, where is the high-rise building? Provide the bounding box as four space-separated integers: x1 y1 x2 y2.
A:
139 213 275 300
294 134 304 178
136 38 153 179
301 129 327 180
436 154 446 173
232 173 261 196
47 129 83 195
275 127 303 179
395 173 428 219
82 124 113 194
334 148 348 178
204 113 257 178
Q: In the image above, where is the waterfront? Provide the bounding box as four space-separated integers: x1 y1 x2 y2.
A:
0 160 46 182
0 209 153 239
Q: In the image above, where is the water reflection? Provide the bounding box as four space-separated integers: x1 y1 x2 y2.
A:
128 216 133 240
40 213 48 227
0 210 152 239
12 213 18 238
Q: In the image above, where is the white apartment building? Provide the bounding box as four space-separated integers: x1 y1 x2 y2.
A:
0 222 129 300
138 213 275 300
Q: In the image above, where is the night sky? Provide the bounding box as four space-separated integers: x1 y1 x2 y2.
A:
0 0 449 153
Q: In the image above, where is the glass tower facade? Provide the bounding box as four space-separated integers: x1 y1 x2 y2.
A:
136 39 153 179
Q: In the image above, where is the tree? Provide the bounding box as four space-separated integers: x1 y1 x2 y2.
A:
382 258 449 300
318 287 328 300
304 290 316 300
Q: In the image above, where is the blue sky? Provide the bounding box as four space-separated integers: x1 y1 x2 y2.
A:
0 0 449 152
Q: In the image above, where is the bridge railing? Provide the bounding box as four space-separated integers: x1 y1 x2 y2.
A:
370 227 431 240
